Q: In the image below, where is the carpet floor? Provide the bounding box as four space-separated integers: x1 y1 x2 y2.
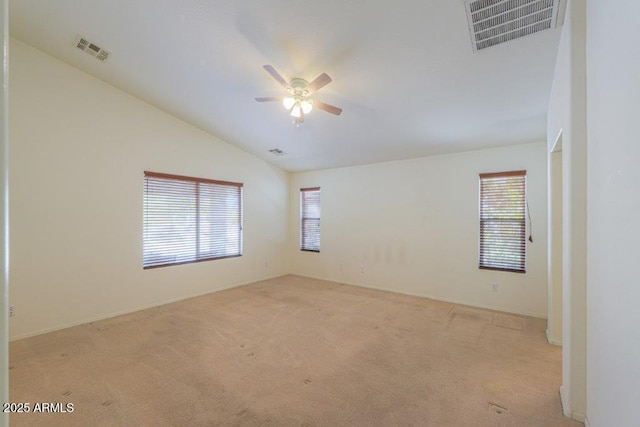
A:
9 275 580 426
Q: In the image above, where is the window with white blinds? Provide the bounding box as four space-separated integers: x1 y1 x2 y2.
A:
300 187 320 252
479 170 526 273
143 171 243 269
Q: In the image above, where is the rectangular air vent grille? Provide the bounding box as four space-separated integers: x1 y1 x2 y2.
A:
465 0 559 51
74 35 110 62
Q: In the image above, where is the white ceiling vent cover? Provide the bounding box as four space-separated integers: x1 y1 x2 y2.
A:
465 0 560 51
74 35 110 61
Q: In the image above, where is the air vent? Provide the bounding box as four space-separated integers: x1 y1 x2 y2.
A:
465 0 560 51
74 35 110 62
268 148 286 156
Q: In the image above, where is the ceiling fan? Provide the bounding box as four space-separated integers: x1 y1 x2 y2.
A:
255 65 343 125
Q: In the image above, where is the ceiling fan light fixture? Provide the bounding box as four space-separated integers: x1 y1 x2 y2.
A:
283 97 296 110
301 100 313 114
290 103 302 118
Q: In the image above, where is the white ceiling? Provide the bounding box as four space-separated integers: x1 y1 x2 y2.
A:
10 0 561 172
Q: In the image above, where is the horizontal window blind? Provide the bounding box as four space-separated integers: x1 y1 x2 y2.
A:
479 170 526 273
300 187 320 252
144 171 243 269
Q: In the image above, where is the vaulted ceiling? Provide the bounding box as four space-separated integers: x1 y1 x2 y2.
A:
10 0 561 171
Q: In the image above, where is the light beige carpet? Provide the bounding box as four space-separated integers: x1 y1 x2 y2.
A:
9 275 580 426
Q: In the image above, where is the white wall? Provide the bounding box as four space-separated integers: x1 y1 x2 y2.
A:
8 39 290 340
1 1 9 424
289 143 548 318
586 1 640 425
547 0 587 420
547 145 562 345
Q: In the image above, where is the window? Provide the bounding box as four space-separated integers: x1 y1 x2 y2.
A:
143 171 243 269
300 187 320 252
479 170 526 273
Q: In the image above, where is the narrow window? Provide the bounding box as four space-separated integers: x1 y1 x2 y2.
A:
300 187 320 252
143 171 243 269
479 170 526 273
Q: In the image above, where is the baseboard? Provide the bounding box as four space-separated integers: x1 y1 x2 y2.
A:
293 273 547 319
559 386 586 423
572 412 586 423
560 386 569 417
9 272 547 341
9 273 289 341
571 413 586 423
546 329 562 346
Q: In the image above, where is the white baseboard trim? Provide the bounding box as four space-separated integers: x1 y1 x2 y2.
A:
9 273 289 341
560 386 569 417
546 329 562 346
559 386 586 423
9 272 548 341
293 273 547 319
573 413 586 423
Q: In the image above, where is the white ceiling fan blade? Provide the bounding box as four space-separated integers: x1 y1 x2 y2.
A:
306 73 332 94
263 65 289 89
255 97 283 102
313 100 342 116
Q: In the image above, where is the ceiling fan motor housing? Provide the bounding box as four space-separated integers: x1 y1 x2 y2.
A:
288 78 310 96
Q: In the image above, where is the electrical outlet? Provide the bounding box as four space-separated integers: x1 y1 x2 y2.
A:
339 264 343 272
360 266 365 273
491 283 499 292
9 305 15 317
264 260 268 269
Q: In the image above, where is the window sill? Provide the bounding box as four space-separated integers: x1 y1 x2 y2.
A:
479 266 526 274
144 254 242 269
